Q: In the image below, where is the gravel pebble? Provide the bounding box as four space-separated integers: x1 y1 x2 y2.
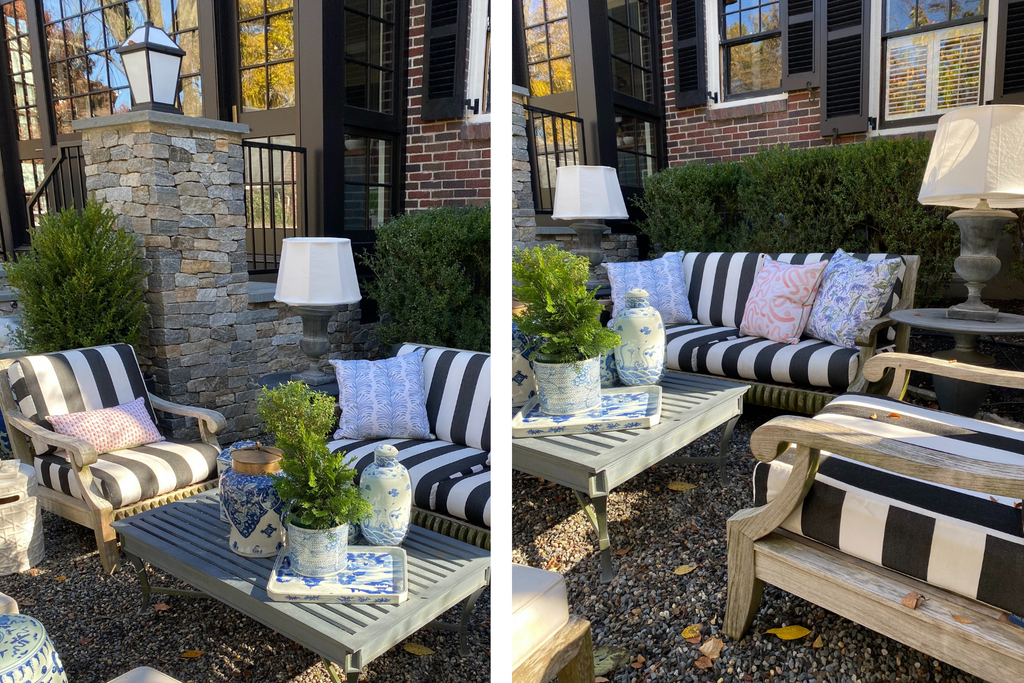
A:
513 405 986 683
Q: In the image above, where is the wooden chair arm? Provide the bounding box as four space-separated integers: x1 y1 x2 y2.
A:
864 352 1024 398
150 396 227 434
751 415 1024 499
3 407 99 468
854 316 897 349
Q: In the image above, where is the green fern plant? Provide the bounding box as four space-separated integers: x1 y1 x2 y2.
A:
257 382 371 530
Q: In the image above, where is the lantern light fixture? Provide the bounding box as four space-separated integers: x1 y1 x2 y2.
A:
116 21 185 114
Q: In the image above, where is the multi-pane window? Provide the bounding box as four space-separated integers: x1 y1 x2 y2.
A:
3 1 39 140
615 115 655 187
41 0 202 134
522 0 572 97
345 0 395 114
528 108 582 212
720 0 781 97
238 0 295 112
884 0 986 121
608 0 654 102
344 134 392 230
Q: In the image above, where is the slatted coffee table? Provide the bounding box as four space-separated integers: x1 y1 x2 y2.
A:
513 372 745 582
112 490 489 683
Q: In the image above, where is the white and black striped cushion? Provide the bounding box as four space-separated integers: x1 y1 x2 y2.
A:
393 344 490 452
665 324 741 372
694 336 866 389
329 438 490 528
753 393 1024 617
8 344 156 455
682 252 765 328
34 439 218 509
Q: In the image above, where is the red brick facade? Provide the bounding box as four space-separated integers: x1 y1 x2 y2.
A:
404 0 491 210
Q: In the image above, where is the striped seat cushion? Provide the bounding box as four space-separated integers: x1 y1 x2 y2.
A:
34 440 219 509
8 344 156 456
681 252 765 328
393 344 490 452
665 324 741 372
753 393 1024 618
329 438 490 528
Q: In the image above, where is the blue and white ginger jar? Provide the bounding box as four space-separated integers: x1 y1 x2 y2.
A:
533 355 601 415
360 444 412 546
218 440 256 522
221 444 287 558
0 614 67 683
613 289 666 386
599 352 620 388
512 322 539 408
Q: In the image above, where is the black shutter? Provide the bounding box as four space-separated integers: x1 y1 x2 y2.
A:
673 0 707 108
422 0 469 121
995 0 1024 104
819 0 870 136
781 0 818 90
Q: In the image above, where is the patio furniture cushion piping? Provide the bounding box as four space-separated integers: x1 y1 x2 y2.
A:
753 392 1024 618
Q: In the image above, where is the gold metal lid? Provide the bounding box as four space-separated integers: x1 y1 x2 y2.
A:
230 442 283 475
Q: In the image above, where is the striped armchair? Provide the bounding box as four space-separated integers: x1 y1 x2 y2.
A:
328 344 491 549
0 344 226 572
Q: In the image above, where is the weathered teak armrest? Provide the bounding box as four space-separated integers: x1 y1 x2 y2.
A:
854 315 897 349
864 352 1024 399
149 395 227 446
3 407 99 468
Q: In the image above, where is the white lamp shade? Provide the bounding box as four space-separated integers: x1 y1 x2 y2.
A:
551 166 630 220
919 105 1024 209
274 238 362 306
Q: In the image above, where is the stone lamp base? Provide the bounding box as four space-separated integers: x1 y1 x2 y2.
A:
291 304 338 386
947 204 1018 323
569 220 610 289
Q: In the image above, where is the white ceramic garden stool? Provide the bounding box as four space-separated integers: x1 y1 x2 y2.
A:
0 592 17 614
0 614 67 683
106 667 183 682
0 462 45 575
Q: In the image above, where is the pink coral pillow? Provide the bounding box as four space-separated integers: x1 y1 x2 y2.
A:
45 397 164 454
740 257 828 344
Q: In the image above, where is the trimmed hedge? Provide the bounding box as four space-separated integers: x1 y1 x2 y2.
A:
635 138 974 302
362 205 490 353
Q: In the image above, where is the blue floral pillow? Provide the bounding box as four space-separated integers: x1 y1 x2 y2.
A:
331 349 434 441
805 250 902 349
606 252 694 325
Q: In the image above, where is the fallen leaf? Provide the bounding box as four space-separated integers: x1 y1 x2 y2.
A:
593 646 631 676
595 678 610 683
79 637 94 645
540 482 557 490
242 671 252 680
949 359 958 363
990 496 999 502
631 662 643 670
290 643 301 650
668 481 697 492
153 603 172 612
812 636 823 649
28 568 38 577
901 592 924 610
681 624 702 643
636 655 645 664
765 626 811 640
999 612 1011 624
54 576 66 581
673 564 697 576
1015 501 1022 509
951 614 973 624
615 546 632 557
180 650 204 659
19 599 35 607
694 656 714 670
869 413 877 419
403 643 435 656
699 637 723 660
888 413 901 419
914 313 922 316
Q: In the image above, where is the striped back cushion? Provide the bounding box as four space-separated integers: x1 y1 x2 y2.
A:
681 253 765 328
8 344 155 455
394 344 490 452
771 253 908 341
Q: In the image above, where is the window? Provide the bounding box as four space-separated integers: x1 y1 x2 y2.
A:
344 134 392 230
608 0 654 102
883 0 986 123
527 107 583 211
615 115 656 187
523 0 572 96
3 1 39 140
345 0 396 114
465 0 490 117
720 0 782 97
238 0 294 112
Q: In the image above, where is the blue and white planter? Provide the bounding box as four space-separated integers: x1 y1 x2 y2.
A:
359 444 412 546
533 355 602 415
286 521 350 577
613 289 666 386
0 614 67 683
512 322 539 408
221 459 286 558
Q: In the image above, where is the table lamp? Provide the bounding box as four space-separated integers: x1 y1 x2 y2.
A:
552 166 629 286
274 237 361 385
919 105 1024 322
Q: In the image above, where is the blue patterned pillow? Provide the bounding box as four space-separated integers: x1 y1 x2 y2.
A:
606 252 694 324
331 349 434 441
805 249 902 349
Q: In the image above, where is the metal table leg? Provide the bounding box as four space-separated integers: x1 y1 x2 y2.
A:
666 414 741 487
320 658 358 683
575 491 613 583
123 551 210 614
427 584 488 655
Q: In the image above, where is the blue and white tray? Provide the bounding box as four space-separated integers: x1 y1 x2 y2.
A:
266 546 409 604
512 385 662 437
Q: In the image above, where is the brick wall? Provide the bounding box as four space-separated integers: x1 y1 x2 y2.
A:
404 0 490 210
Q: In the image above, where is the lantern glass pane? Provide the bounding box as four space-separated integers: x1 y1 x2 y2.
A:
121 50 151 102
149 50 181 104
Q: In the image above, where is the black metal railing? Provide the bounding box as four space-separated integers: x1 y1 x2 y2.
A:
523 105 586 213
24 144 87 235
242 139 308 274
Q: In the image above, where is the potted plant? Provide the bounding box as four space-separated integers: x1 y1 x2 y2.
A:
512 244 620 414
257 382 371 576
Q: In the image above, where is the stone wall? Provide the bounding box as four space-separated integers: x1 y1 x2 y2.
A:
536 232 639 285
512 87 537 250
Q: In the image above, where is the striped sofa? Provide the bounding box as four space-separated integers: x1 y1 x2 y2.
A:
0 344 226 572
328 343 491 550
664 252 920 413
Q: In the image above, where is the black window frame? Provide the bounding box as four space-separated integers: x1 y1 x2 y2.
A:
343 0 398 115
719 0 784 101
608 0 656 104
236 0 296 114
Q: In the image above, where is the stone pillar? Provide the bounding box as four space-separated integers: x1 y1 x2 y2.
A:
512 86 537 249
74 111 250 440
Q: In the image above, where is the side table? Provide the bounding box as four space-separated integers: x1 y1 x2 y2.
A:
889 308 1024 416
0 462 44 575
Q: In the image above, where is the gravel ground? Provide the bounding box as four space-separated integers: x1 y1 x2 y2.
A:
1 504 489 683
513 404 992 683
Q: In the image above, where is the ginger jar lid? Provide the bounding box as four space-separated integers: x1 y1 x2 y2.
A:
625 288 650 307
231 443 283 475
374 444 400 465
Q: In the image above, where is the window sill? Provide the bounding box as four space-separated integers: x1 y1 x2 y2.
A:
869 122 938 138
707 93 789 121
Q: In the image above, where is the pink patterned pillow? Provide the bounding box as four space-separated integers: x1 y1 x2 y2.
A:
740 257 828 345
45 397 164 454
